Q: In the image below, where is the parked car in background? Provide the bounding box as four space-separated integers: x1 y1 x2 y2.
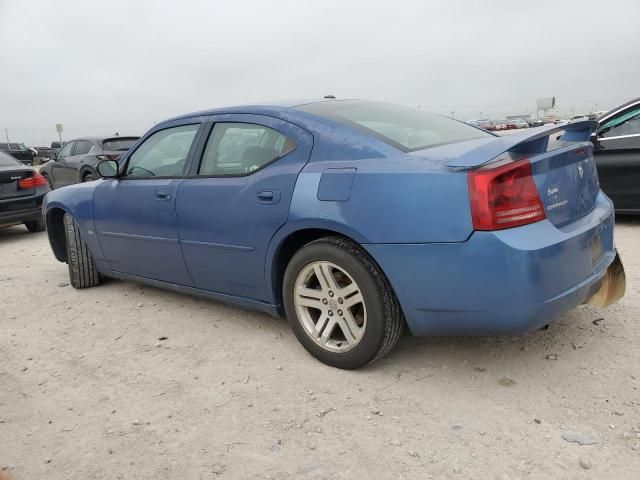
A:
42 99 625 369
527 118 544 127
486 120 506 131
0 142 36 165
40 136 139 189
35 146 55 160
593 97 640 213
0 150 49 232
512 118 529 129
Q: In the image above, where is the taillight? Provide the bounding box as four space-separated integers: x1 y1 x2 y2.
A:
467 159 546 230
18 171 47 189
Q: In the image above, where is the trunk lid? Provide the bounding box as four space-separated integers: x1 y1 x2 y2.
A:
530 142 599 227
0 169 32 200
446 120 600 228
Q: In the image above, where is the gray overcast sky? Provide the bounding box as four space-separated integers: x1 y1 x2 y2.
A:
1 0 639 145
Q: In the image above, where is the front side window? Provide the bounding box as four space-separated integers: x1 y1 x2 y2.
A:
198 123 295 176
57 142 74 159
297 100 493 152
126 125 199 178
600 107 640 138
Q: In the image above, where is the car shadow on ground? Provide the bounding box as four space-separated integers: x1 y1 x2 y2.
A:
100 274 605 376
0 225 45 243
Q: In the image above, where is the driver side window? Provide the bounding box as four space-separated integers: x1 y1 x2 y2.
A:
126 124 199 178
600 107 640 138
57 141 74 159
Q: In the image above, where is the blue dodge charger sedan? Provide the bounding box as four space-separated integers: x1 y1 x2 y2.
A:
43 99 626 369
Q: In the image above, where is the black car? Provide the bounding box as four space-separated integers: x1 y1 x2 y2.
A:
593 97 640 214
0 151 49 232
40 136 139 188
0 142 36 165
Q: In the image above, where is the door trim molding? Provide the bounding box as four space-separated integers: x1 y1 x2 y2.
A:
99 230 179 244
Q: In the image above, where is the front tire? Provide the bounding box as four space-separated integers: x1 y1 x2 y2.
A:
63 214 100 288
283 237 403 369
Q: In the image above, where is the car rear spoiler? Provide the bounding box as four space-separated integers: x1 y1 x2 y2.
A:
447 120 598 170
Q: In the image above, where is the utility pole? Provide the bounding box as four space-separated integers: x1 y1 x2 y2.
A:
4 128 9 144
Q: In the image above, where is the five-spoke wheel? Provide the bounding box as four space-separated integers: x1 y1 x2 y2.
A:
294 261 366 353
283 237 403 369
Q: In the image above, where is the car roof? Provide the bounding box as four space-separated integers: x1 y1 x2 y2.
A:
65 136 140 143
599 97 640 122
163 98 346 123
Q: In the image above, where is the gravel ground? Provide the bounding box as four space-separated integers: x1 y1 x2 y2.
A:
1 218 639 479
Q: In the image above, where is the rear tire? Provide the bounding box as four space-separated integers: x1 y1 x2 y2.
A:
24 220 44 233
63 214 100 288
283 236 403 369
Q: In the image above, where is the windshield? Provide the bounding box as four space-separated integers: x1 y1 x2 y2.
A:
102 138 139 151
296 100 493 151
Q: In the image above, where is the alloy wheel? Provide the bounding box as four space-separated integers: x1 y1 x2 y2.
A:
293 261 367 353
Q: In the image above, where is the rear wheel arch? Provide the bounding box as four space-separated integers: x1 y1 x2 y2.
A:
269 227 395 313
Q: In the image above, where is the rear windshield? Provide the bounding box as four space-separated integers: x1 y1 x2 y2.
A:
297 100 493 151
102 138 139 151
0 151 20 166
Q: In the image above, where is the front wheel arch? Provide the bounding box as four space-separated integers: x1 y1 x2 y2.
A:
46 207 68 262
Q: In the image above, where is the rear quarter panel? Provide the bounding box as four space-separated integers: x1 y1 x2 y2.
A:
288 157 473 244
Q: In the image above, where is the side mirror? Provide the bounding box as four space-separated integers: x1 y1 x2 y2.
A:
97 159 119 178
48 152 57 160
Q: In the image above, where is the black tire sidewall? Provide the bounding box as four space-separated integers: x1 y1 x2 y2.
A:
283 239 388 369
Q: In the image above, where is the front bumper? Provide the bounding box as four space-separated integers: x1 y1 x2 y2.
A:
365 192 624 336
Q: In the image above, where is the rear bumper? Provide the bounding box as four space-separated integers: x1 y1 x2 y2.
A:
0 194 45 227
364 192 620 336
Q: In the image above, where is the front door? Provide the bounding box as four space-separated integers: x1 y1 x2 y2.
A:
594 104 640 211
93 122 203 285
51 141 75 188
176 114 313 301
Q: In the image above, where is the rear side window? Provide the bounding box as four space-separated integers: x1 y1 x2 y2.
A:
198 123 295 176
103 138 138 151
0 151 20 166
126 125 199 178
74 140 93 155
297 100 493 152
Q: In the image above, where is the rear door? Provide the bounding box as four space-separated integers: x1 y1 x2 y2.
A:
593 104 640 212
176 114 313 301
93 122 203 284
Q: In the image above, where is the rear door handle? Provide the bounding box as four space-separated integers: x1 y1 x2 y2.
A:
155 189 171 201
257 189 281 204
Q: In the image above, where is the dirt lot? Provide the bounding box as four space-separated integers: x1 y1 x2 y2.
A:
1 219 639 480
